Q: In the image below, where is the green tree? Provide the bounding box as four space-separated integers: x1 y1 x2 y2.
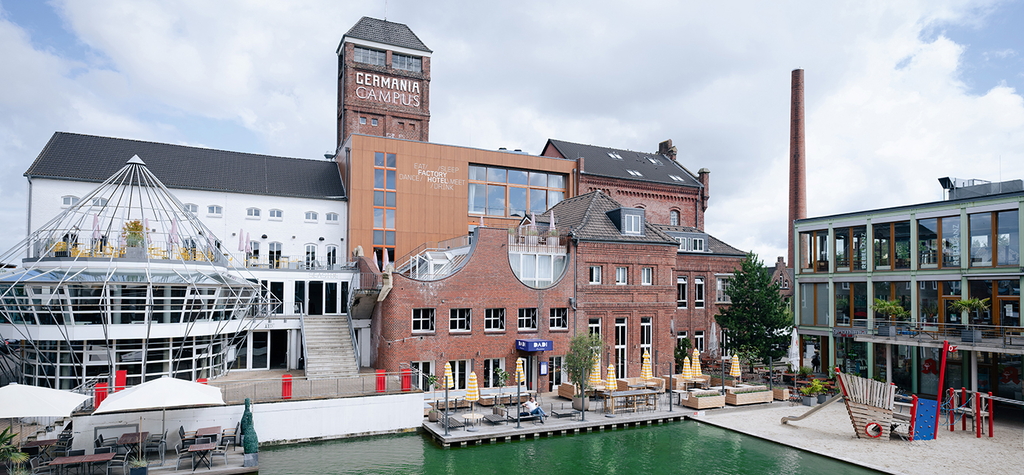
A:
715 253 792 382
564 333 604 398
673 337 691 374
0 427 29 471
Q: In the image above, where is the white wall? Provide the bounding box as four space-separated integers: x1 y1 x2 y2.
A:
68 392 423 451
28 178 348 265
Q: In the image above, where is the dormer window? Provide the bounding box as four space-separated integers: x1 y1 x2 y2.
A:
607 208 645 236
624 214 642 234
676 235 707 252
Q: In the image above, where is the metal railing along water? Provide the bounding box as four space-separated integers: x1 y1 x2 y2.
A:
208 371 420 404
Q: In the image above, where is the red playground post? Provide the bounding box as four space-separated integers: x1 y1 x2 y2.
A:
933 341 950 440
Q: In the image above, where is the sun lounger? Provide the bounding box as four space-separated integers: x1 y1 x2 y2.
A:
482 414 506 425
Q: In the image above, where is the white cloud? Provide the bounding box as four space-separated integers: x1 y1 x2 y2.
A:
0 0 1022 263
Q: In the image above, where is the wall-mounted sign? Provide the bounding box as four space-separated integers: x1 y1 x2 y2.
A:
833 328 867 338
398 162 465 191
354 72 422 108
516 339 552 352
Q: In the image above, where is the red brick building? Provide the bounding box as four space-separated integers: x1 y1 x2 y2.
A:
336 17 431 146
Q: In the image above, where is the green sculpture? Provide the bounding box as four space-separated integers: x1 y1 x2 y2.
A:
241 398 259 454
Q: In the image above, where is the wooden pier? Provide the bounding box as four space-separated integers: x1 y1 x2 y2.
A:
421 405 702 448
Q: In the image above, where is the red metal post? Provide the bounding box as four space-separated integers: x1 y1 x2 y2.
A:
400 368 412 392
115 370 127 392
282 374 292 400
197 378 208 385
909 395 918 441
94 382 109 407
376 369 386 393
975 392 981 438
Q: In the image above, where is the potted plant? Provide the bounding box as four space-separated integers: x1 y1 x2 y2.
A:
797 366 812 378
128 457 149 475
800 379 825 406
873 298 908 336
492 368 510 415
564 333 604 418
0 428 29 475
122 219 147 258
241 398 259 468
949 298 990 342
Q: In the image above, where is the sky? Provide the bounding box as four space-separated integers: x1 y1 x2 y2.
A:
2 0 1024 262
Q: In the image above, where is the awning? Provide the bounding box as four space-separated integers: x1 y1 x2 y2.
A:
516 339 553 352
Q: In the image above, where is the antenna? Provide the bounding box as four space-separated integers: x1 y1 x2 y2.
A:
384 0 388 20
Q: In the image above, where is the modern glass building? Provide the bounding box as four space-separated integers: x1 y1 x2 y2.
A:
793 178 1022 402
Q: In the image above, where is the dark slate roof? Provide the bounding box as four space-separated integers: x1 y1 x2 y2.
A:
543 191 676 245
544 139 702 188
653 224 747 256
25 132 346 200
342 16 431 53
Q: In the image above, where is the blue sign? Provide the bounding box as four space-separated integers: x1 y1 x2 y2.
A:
516 339 553 352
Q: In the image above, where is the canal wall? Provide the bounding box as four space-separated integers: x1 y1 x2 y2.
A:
67 392 423 451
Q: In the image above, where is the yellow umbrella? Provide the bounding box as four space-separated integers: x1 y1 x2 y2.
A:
466 371 480 404
640 350 653 380
682 356 692 380
515 357 526 385
691 349 702 377
443 361 455 389
729 354 741 380
588 353 603 391
606 363 617 392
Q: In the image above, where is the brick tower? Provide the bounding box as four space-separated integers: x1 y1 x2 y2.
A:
336 17 431 147
788 69 806 267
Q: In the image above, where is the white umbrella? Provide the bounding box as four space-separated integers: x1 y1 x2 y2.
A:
94 377 226 435
0 383 90 419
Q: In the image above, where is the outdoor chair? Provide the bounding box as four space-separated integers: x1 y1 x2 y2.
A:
195 437 211 445
30 456 53 475
178 426 196 448
173 444 192 471
106 452 129 475
211 441 229 466
220 422 240 451
90 447 113 474
144 431 167 465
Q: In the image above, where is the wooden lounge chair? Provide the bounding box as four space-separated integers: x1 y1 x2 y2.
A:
437 415 464 430
482 414 506 425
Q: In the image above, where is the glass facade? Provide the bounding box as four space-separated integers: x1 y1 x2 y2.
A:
468 165 565 218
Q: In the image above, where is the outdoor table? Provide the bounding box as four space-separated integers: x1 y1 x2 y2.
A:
49 451 115 475
117 431 149 458
21 438 58 458
188 442 217 470
462 413 483 432
195 426 221 443
602 389 658 415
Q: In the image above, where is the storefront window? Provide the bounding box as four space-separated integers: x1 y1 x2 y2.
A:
919 281 939 325
996 210 1019 266
940 216 961 267
918 218 939 268
873 223 891 269
969 213 993 267
996 279 1020 327
836 338 866 377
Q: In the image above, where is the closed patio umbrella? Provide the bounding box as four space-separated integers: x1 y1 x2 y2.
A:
0 383 90 419
682 356 692 380
640 350 653 380
588 353 603 391
466 372 480 405
730 354 741 382
606 363 617 393
691 349 703 378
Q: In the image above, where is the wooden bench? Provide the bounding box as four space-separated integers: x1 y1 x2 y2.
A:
437 415 464 430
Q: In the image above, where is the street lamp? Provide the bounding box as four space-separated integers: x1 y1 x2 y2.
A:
721 355 729 395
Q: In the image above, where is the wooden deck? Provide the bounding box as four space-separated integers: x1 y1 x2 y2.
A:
421 402 704 448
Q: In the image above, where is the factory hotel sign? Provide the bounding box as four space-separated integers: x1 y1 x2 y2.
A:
354 72 422 108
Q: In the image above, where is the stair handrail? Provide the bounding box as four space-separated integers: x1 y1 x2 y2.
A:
297 302 307 372
346 306 361 371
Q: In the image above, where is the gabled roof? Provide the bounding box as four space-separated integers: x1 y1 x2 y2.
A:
25 132 346 201
653 224 747 256
342 16 431 53
543 139 702 188
542 191 676 245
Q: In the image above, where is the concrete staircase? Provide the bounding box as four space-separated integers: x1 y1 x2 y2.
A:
302 314 359 378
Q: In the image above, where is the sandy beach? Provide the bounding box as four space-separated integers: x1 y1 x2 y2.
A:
694 400 1024 475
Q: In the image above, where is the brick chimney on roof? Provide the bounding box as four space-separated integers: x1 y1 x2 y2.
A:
658 139 678 161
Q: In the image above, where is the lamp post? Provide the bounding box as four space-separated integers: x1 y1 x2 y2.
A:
721 355 729 395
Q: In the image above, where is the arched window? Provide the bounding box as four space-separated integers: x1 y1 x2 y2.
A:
670 210 680 226
304 211 318 221
246 208 261 218
305 244 317 268
184 203 199 213
326 212 339 223
269 209 283 220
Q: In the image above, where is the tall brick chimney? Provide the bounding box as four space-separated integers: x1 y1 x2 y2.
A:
788 69 807 267
658 139 678 161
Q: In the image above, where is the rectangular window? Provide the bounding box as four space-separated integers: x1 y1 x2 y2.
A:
624 214 642 234
549 308 568 329
588 318 601 336
467 165 566 217
692 238 704 251
304 211 318 221
716 277 731 303
207 205 222 215
639 317 652 360
677 277 687 308
615 318 627 378
412 308 435 332
694 277 705 308
694 330 705 352
448 360 468 390
518 308 537 330
483 358 504 387
246 208 260 217
485 308 505 331
411 361 433 390
589 266 602 284
392 53 422 72
449 308 470 332
353 46 385 66
615 267 628 285
641 267 653 285
269 209 283 219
